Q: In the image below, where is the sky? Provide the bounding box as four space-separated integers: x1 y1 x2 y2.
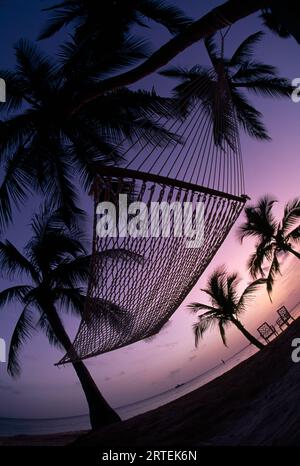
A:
1 0 300 420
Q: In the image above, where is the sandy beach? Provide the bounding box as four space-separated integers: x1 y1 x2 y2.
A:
1 316 300 447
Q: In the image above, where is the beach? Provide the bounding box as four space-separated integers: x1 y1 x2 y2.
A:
1 316 300 447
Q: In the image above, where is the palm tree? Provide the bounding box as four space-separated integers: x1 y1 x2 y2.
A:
260 1 300 43
0 206 139 430
0 40 175 233
59 1 276 109
160 31 292 146
38 0 191 78
189 267 266 350
39 0 191 41
238 196 300 294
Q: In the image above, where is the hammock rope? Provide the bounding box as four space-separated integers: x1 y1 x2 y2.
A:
59 69 247 364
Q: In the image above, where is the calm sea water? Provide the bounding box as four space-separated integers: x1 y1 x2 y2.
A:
0 343 257 437
2 303 299 437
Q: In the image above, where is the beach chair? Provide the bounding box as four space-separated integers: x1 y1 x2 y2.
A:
276 317 285 331
257 322 277 344
276 306 294 328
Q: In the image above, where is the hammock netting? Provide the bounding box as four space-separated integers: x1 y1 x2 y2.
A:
59 70 247 364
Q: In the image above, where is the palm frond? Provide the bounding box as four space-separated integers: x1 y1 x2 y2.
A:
226 272 240 306
0 113 35 160
7 307 36 377
160 66 215 117
54 287 85 316
75 87 176 152
286 225 300 243
37 312 62 348
93 87 174 121
0 151 38 236
193 314 216 347
160 65 199 80
266 252 281 298
28 203 85 244
50 255 90 288
28 138 82 224
218 320 228 347
89 298 132 333
162 64 237 147
137 0 192 35
232 62 277 81
0 241 37 281
234 77 293 98
0 285 33 310
26 205 87 272
66 119 124 176
282 198 300 235
160 66 214 93
230 32 264 66
247 240 275 278
14 40 58 95
40 0 191 42
0 70 27 112
260 9 291 39
96 248 144 264
238 196 278 242
39 1 81 40
237 278 268 312
60 34 150 79
187 302 219 314
163 30 290 144
230 89 270 141
204 35 219 66
203 266 229 310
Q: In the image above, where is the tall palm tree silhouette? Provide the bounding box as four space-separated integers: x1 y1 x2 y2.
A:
0 206 139 429
161 31 292 145
0 40 174 232
189 267 266 350
238 196 300 294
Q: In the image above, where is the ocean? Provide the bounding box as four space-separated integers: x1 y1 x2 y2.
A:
2 302 299 437
0 343 257 437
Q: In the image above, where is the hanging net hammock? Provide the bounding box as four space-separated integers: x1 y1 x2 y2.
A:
59 68 247 364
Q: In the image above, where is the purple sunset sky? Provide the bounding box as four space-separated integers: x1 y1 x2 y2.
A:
1 0 300 419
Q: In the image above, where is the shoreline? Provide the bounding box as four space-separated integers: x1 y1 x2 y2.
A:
1 317 300 446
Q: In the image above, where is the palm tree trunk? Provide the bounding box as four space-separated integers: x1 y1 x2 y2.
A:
72 359 121 430
45 303 121 430
231 316 264 350
287 245 300 260
71 0 273 113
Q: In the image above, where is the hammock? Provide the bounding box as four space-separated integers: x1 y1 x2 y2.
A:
59 70 247 364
